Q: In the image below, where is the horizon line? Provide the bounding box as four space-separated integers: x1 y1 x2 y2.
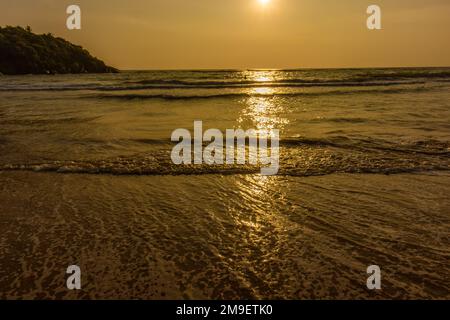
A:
116 66 450 72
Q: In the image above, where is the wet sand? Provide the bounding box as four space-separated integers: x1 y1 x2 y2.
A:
0 171 448 299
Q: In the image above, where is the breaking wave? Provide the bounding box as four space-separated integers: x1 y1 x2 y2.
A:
1 137 448 176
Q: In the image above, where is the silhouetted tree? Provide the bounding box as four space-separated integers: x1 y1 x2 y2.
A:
0 26 118 75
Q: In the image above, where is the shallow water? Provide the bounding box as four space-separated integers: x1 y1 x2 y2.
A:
0 68 449 299
0 68 449 175
0 172 449 299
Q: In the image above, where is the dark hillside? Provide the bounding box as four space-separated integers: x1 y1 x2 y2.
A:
0 26 118 75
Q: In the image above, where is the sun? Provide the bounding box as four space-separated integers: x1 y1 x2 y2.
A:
258 0 271 5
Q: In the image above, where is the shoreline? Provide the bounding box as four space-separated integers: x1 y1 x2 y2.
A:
1 171 448 299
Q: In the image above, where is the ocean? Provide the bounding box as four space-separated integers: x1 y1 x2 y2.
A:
0 68 449 299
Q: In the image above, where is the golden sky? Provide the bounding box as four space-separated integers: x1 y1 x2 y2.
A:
1 0 449 69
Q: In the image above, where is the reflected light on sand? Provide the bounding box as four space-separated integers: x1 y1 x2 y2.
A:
235 175 280 211
231 175 287 236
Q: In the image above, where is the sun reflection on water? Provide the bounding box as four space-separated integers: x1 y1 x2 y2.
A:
238 95 289 137
230 71 291 240
237 70 290 137
242 70 280 84
253 87 273 95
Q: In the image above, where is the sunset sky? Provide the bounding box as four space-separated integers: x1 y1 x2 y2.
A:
1 0 449 69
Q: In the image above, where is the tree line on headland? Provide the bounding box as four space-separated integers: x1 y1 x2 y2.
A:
0 26 118 75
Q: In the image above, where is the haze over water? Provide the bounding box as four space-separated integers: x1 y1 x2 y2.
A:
0 68 449 299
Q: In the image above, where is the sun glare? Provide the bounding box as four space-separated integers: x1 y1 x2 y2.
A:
258 0 271 5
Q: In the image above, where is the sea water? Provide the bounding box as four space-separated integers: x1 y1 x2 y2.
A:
0 68 449 299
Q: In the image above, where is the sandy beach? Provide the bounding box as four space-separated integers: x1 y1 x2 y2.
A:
0 171 449 299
